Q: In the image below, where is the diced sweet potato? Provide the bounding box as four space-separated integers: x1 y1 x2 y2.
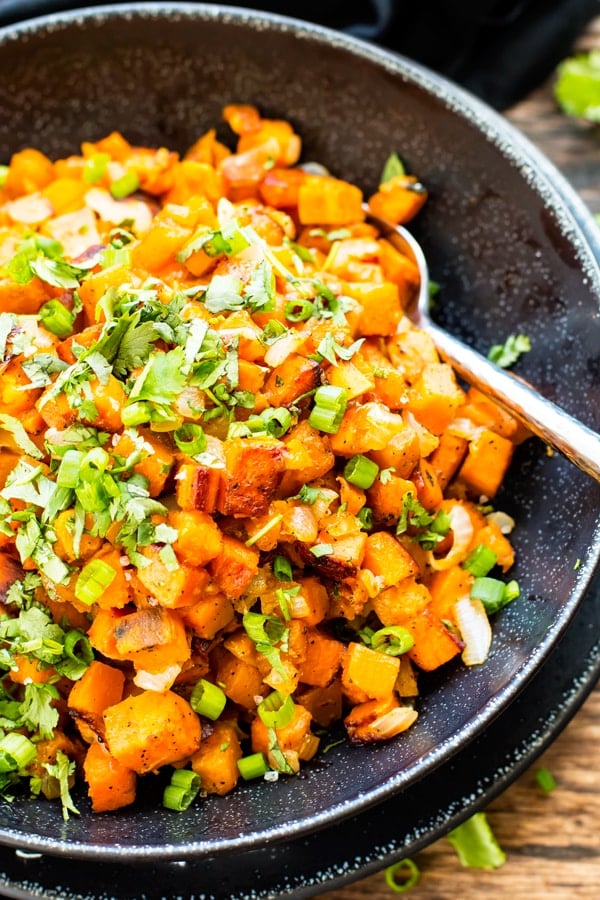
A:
191 721 242 796
103 690 202 775
209 535 259 599
83 740 137 813
217 437 286 517
458 429 515 499
263 354 321 408
341 642 400 704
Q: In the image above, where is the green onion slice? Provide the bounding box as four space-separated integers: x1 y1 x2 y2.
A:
370 626 414 657
110 171 140 200
308 385 348 434
83 153 110 184
63 630 94 667
190 679 227 721
39 300 75 338
237 752 270 781
357 506 373 531
257 691 295 729
273 555 293 581
535 766 557 793
162 768 200 811
284 299 314 322
384 858 420 893
463 544 497 577
74 558 117 605
0 733 37 771
344 454 379 490
173 423 207 456
447 812 506 869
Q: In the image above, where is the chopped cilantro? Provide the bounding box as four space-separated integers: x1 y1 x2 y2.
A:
42 750 79 821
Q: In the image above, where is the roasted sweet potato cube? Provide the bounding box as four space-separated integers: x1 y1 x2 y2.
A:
209 535 259 599
263 354 321 407
217 437 286 517
175 460 224 513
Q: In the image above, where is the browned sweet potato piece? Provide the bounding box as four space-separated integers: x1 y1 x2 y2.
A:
217 437 286 517
103 690 202 775
83 740 137 813
0 552 23 601
262 354 321 407
209 535 259 599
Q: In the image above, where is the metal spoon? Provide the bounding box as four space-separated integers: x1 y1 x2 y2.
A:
367 210 600 481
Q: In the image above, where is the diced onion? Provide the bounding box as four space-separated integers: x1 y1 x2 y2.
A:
263 331 306 368
426 502 474 571
454 595 492 666
447 417 486 441
486 510 516 535
133 664 182 691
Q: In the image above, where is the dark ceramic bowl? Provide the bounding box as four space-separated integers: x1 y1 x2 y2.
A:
0 1 599 866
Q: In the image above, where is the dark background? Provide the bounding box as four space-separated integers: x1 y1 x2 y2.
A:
0 0 598 109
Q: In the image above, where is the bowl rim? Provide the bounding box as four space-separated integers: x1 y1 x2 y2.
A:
0 0 599 861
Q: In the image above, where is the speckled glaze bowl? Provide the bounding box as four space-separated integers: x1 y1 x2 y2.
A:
0 0 599 867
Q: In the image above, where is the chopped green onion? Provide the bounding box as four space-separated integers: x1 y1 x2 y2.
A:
535 766 557 793
0 164 9 189
470 576 505 611
284 299 314 322
357 506 373 531
38 300 75 338
110 170 140 200
74 558 117 605
344 454 379 490
63 630 94 667
56 449 84 488
245 514 283 548
121 401 152 428
310 543 333 558
173 423 207 456
370 626 414 657
273 555 293 581
471 576 519 615
190 679 227 721
488 333 531 368
242 611 286 646
83 152 110 184
237 752 270 781
463 545 498 577
447 812 506 869
384 858 420 893
308 385 348 434
100 245 131 270
257 691 295 729
261 407 293 439
0 733 37 771
162 768 200 811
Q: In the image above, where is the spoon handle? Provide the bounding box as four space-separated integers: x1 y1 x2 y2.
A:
424 318 600 482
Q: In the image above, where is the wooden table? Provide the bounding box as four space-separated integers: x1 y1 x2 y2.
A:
324 17 600 900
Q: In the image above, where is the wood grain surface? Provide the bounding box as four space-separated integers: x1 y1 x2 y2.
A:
322 16 600 900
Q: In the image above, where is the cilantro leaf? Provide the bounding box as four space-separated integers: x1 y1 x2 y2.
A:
42 750 79 821
19 682 60 739
30 257 88 290
203 274 244 313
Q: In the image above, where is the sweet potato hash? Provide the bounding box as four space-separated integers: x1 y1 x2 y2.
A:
0 106 526 816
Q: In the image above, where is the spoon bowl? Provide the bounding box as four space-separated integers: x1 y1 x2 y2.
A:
368 209 600 482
